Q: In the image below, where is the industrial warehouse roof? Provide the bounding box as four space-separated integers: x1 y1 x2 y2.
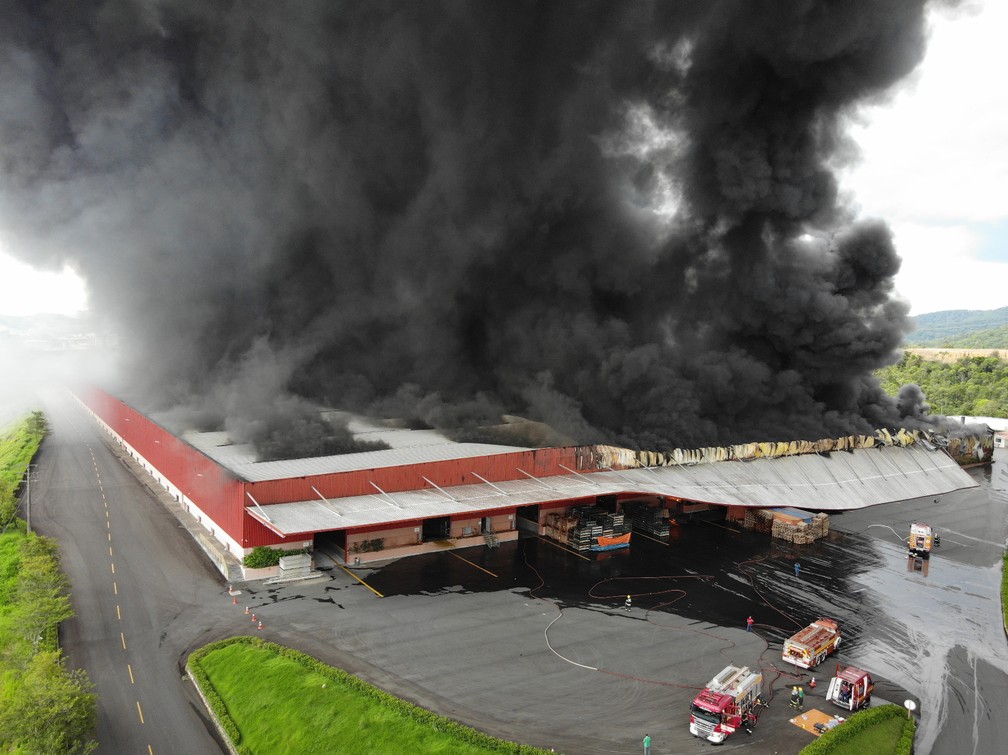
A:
181 418 531 482
246 443 978 536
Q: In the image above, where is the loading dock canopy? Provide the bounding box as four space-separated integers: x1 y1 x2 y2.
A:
246 444 977 536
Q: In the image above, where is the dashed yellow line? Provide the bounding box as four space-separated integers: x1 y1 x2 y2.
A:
116 605 121 621
113 581 118 595
136 701 144 724
111 562 115 574
536 536 591 561
128 664 135 684
120 633 127 650
338 564 384 597
109 546 113 557
448 551 498 577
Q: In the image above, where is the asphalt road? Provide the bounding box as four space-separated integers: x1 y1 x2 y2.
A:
29 393 1008 754
32 394 240 754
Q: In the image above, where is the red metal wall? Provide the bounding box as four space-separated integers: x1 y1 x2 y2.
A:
81 389 247 543
80 389 615 549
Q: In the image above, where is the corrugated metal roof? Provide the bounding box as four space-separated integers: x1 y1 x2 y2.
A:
248 444 977 535
181 425 531 482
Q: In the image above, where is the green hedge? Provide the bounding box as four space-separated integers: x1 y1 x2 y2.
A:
188 636 552 754
1002 550 1008 636
242 546 311 569
799 704 915 755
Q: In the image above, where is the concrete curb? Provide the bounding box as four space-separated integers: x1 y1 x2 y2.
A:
186 662 240 755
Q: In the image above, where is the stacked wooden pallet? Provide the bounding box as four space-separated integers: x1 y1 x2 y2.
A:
623 501 670 537
770 513 830 544
743 508 774 533
547 506 632 551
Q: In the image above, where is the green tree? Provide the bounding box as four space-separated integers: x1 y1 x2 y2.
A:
26 411 48 436
11 538 73 655
0 477 16 531
0 650 97 754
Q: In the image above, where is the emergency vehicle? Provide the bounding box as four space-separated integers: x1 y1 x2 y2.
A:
689 665 763 744
782 618 841 669
908 522 939 558
826 665 874 711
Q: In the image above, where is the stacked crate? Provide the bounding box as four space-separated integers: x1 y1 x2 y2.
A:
623 501 670 537
550 506 632 551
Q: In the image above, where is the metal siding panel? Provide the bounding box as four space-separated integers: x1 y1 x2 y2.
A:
82 389 246 542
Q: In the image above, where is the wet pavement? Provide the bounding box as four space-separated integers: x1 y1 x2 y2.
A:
38 391 1007 753
230 449 1006 753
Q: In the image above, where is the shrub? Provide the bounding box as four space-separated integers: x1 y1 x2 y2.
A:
242 546 310 569
800 704 914 754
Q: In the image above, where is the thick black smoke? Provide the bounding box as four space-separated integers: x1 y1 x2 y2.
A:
0 1 947 455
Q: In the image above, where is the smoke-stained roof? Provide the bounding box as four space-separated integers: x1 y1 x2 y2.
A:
248 444 976 536
182 421 530 482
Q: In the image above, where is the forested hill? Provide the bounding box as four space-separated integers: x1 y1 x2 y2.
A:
907 307 1008 347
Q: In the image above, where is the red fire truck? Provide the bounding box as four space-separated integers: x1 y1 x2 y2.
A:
689 665 763 744
826 665 874 711
782 618 841 669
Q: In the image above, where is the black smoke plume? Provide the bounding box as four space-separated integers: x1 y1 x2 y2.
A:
0 1 949 455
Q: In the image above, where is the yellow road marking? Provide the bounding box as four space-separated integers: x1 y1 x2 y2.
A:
106 521 110 529
536 536 591 561
128 664 134 684
109 546 113 557
121 633 127 650
116 605 121 621
148 745 153 754
113 581 118 595
108 532 111 542
338 564 384 597
111 562 115 574
136 701 144 724
448 551 498 577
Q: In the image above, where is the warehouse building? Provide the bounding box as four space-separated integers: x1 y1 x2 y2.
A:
78 388 981 579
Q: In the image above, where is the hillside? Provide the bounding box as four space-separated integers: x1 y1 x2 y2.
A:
907 307 1008 346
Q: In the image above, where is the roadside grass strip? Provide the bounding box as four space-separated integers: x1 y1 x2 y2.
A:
800 704 914 755
189 636 552 755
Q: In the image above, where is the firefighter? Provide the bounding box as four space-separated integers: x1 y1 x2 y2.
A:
790 686 805 710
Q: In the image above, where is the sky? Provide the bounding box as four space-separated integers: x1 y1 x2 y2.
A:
0 1 1004 320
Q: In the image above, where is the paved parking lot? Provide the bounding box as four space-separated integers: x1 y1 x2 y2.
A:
49 391 1007 754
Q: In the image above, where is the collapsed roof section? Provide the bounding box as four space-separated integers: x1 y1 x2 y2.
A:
248 442 978 537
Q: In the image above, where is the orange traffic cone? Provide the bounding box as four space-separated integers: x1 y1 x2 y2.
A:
257 621 263 630
251 613 256 622
244 606 250 615
810 677 817 689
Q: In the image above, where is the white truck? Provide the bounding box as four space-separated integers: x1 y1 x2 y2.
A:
782 618 841 669
908 522 939 558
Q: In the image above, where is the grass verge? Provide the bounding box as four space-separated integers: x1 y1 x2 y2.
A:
189 636 553 755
